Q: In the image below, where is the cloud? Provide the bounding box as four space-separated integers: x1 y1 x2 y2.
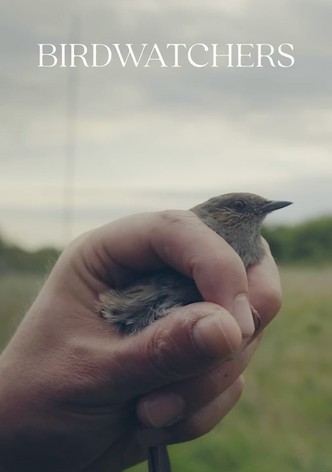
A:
1 0 332 247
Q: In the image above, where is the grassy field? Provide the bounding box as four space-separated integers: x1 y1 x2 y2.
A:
0 272 44 351
0 267 331 471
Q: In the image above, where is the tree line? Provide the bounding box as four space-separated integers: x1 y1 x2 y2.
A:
1 215 332 275
0 236 60 275
262 216 332 265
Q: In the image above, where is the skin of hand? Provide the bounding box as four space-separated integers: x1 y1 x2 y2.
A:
0 210 282 472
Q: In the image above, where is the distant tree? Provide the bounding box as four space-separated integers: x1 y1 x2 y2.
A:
1 215 332 274
263 216 332 265
0 232 60 275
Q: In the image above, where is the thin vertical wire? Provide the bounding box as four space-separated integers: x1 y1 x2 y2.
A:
62 11 80 245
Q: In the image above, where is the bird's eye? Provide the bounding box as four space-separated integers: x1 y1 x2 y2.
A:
233 200 246 212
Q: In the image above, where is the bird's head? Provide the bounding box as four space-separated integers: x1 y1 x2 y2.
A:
192 192 292 267
194 192 292 225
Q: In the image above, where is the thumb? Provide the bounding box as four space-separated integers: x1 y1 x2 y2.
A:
107 302 242 400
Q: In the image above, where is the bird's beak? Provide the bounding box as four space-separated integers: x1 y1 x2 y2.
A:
262 200 293 214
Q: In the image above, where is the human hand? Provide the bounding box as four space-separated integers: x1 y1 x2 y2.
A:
0 210 282 472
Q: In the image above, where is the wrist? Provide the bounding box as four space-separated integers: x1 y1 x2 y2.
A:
0 350 48 472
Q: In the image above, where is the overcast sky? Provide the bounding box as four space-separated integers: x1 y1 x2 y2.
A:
1 0 332 249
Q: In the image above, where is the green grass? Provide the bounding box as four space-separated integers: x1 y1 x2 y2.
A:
131 267 332 472
0 268 331 471
0 272 43 351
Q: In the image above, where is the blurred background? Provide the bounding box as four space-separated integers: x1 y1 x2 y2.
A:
1 1 331 471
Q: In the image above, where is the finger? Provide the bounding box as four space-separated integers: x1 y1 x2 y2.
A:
101 302 243 401
247 240 282 328
168 376 245 444
137 376 245 448
80 211 254 336
136 339 259 428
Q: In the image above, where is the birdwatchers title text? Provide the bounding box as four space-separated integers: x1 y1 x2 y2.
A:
38 43 295 68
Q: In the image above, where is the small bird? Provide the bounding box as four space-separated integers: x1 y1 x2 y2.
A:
99 192 292 472
99 192 292 334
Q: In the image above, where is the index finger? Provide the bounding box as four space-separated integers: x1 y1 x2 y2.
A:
247 239 282 329
86 210 250 314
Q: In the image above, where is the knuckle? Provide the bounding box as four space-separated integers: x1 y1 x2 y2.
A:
158 209 197 228
151 210 201 262
186 253 203 276
146 325 189 382
189 249 244 282
61 336 108 391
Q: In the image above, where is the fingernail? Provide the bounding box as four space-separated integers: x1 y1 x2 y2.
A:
251 306 262 334
141 394 185 428
232 294 255 338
